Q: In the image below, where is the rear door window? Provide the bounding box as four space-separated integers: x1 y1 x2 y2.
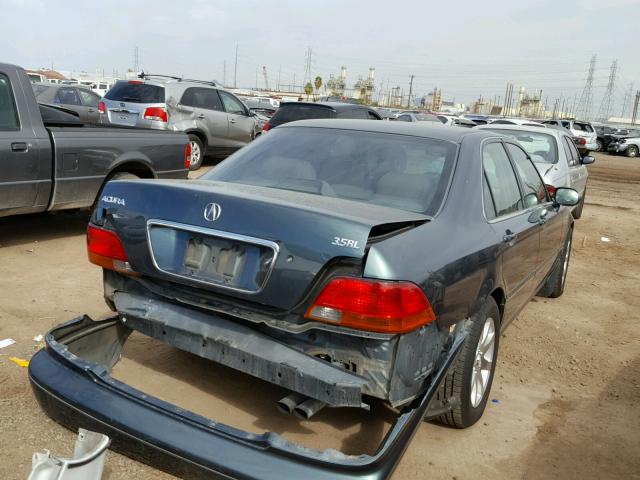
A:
506 143 548 206
78 89 100 108
104 81 165 103
396 115 411 122
269 104 335 126
482 142 523 218
184 88 223 111
563 137 581 167
219 91 247 115
0 73 19 130
346 108 369 119
55 87 81 106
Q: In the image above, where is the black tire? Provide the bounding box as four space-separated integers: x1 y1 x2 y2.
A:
595 139 603 152
92 172 139 212
572 188 586 219
188 134 205 171
538 228 573 298
436 297 500 428
626 145 638 158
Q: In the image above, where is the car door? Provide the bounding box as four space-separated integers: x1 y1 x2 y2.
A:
77 88 101 124
505 141 564 287
482 141 540 326
186 87 230 152
0 70 47 215
219 90 255 147
54 87 90 122
565 136 588 194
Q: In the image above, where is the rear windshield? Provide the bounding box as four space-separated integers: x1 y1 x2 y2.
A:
203 127 457 215
485 128 559 164
415 114 439 122
269 104 336 126
573 122 594 133
104 81 165 103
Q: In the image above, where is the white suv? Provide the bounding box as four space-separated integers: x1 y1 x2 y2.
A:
543 119 597 152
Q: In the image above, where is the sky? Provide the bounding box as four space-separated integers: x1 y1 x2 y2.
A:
2 0 639 114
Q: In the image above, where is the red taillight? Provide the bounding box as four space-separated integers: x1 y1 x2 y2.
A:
545 184 557 198
98 101 106 114
143 107 168 122
128 80 143 85
262 121 271 132
184 142 191 169
575 137 587 145
87 225 137 275
305 277 436 333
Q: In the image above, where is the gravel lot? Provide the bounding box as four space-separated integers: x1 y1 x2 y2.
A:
0 153 638 480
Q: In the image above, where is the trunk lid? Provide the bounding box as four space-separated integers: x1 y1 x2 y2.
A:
95 179 428 310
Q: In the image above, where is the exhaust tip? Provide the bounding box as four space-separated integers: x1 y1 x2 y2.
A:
293 398 326 420
277 392 307 415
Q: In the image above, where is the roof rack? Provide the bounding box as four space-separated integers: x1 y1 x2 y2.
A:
137 72 219 87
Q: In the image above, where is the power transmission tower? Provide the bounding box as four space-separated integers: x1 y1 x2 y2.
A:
303 48 313 86
632 91 640 125
233 44 238 88
576 55 596 120
262 66 269 90
620 82 634 118
133 46 139 72
596 60 618 122
407 75 414 108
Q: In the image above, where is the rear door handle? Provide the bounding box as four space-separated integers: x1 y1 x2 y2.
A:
197 114 206 119
11 142 28 152
229 118 236 124
503 230 517 243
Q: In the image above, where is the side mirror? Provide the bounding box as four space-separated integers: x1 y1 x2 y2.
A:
554 187 580 207
581 155 595 165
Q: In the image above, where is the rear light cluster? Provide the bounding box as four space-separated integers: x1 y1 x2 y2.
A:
87 225 138 275
305 277 436 334
262 121 271 132
184 142 192 169
575 137 587 146
144 107 168 122
545 184 557 198
98 101 106 114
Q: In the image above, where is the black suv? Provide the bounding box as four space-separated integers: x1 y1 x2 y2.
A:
263 102 381 131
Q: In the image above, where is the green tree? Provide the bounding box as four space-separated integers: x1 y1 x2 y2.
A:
314 76 322 99
304 82 313 99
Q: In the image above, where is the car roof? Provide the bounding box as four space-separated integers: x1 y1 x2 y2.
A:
280 101 372 111
476 123 566 138
280 118 500 143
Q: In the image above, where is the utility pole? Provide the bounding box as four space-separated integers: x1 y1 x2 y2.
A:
632 91 640 125
233 44 238 88
277 66 281 91
255 67 258 90
262 66 269 90
407 75 414 108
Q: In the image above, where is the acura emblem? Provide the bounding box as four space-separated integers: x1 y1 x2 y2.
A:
203 202 222 222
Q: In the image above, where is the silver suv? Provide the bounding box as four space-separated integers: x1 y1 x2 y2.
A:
101 75 257 169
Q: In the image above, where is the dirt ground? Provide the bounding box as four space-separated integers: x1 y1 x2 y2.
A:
1 152 638 479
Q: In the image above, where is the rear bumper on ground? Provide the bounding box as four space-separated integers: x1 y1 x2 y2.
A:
29 315 464 480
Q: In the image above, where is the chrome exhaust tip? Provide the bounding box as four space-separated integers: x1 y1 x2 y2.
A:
277 392 307 414
293 398 326 420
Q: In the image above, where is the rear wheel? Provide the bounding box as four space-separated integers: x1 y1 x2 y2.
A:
188 134 205 170
626 145 638 158
595 139 603 152
538 228 573 298
436 297 500 428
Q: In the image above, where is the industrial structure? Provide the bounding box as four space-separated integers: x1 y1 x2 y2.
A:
352 67 376 103
325 66 347 97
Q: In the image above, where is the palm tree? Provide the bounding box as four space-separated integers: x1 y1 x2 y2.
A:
314 76 322 100
304 82 313 100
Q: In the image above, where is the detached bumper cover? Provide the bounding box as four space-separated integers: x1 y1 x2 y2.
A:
29 316 464 480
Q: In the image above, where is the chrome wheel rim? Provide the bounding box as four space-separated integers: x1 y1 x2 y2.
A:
470 317 495 408
190 141 201 165
561 236 571 288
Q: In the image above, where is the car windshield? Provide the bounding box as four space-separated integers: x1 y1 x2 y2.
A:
104 81 165 103
485 129 559 164
203 127 458 215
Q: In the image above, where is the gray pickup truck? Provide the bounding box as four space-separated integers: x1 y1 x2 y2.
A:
0 63 189 218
